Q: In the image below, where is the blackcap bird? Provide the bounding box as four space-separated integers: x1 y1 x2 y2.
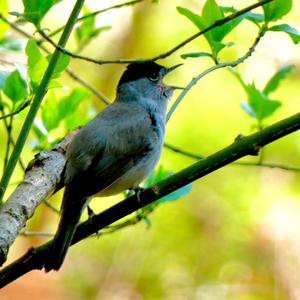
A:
44 61 182 271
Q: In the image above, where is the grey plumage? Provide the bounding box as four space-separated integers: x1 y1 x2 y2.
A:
44 61 180 271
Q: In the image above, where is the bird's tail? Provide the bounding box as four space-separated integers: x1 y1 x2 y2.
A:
44 194 88 272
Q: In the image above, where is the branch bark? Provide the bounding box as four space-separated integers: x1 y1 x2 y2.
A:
0 130 78 265
0 112 299 287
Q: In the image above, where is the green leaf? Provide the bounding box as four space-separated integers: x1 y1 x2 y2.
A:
0 70 10 90
181 52 212 59
3 69 28 102
263 64 294 95
0 37 23 51
59 88 90 120
41 91 60 131
262 0 292 22
75 6 111 51
246 83 282 120
47 53 70 79
145 166 192 203
177 7 205 30
21 0 62 26
221 6 264 24
269 24 300 44
25 39 48 86
41 88 90 132
240 101 256 118
178 1 241 58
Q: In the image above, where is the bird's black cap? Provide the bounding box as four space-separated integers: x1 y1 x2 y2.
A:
117 61 166 89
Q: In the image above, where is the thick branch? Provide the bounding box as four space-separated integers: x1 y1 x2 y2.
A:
0 112 299 287
0 130 78 265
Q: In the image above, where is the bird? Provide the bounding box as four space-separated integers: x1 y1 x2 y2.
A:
43 61 182 272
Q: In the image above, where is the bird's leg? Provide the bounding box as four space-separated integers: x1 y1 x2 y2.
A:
87 205 96 219
86 206 101 237
128 186 144 203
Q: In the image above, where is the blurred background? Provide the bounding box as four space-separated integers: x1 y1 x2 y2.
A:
1 0 300 299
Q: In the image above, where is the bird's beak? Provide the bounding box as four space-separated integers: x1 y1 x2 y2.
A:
167 84 185 90
165 63 183 74
163 63 184 90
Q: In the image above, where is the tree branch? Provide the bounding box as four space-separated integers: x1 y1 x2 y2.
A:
0 0 86 203
36 0 272 66
0 112 299 287
0 99 31 120
164 143 300 172
0 130 78 266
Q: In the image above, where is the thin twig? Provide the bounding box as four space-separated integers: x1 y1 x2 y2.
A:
36 0 272 67
166 30 264 121
43 0 145 40
164 142 300 172
0 13 111 105
38 29 146 65
0 100 31 120
0 104 26 171
151 0 273 61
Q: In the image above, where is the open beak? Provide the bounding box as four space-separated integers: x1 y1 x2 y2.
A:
165 63 183 74
167 84 185 90
164 63 184 90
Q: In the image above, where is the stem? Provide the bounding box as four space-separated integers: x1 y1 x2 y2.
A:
0 0 85 204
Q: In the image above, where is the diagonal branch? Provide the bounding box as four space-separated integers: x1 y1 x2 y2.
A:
36 0 273 66
0 112 299 287
164 143 300 172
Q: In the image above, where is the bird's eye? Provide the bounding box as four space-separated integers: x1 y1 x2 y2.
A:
148 74 159 82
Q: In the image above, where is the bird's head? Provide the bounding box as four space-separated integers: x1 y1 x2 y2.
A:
116 61 182 105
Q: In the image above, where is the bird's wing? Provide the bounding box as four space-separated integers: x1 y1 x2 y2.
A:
63 102 156 200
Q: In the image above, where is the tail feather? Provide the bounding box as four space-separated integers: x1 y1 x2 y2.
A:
44 195 87 272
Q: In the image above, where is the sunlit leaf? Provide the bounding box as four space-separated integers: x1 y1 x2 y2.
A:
3 69 28 102
47 53 70 79
269 24 300 44
25 39 48 86
221 6 264 25
59 88 90 120
246 83 282 120
21 0 62 26
41 91 60 131
75 6 111 51
261 0 292 22
181 52 212 59
263 64 294 95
